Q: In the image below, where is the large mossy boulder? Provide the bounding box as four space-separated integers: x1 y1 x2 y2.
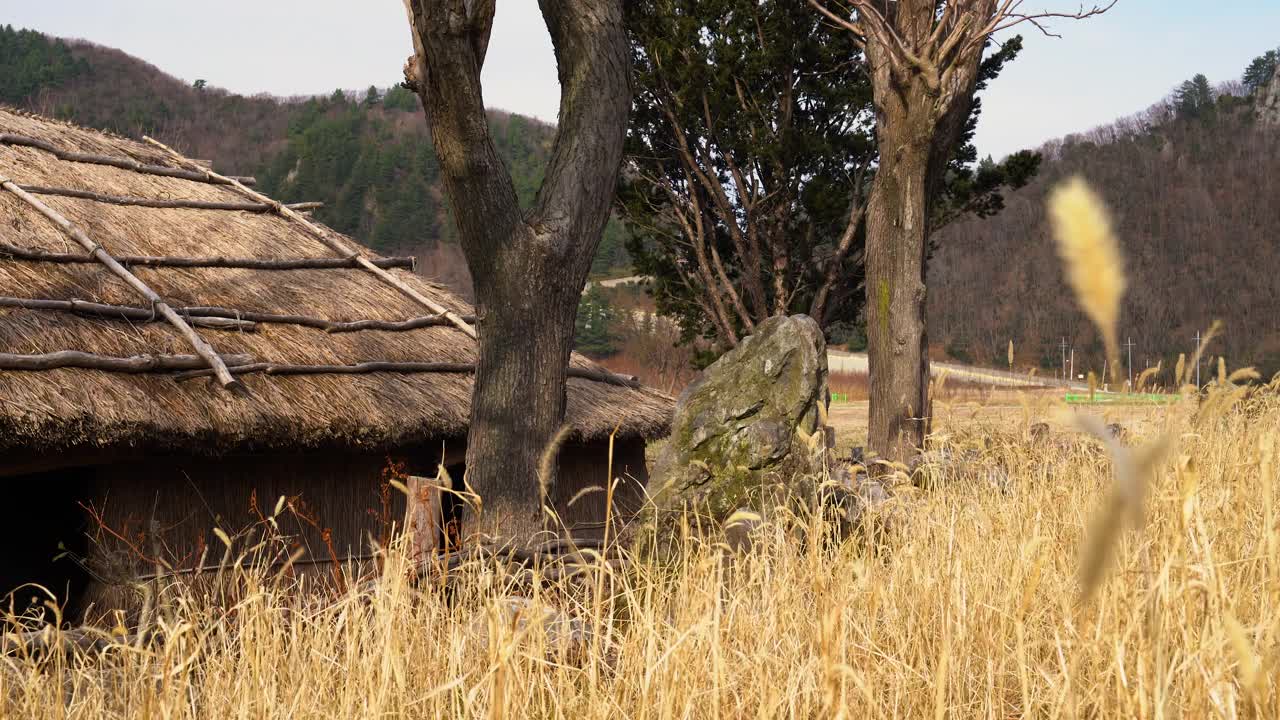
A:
649 314 829 522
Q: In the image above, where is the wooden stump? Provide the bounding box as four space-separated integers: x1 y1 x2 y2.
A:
403 475 444 565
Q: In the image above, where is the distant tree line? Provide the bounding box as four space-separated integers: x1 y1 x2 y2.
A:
1171 49 1279 124
0 25 87 104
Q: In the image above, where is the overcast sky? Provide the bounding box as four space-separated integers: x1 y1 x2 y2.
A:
7 1 1280 159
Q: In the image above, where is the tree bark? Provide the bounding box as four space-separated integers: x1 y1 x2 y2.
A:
862 11 984 464
405 0 630 544
864 122 932 463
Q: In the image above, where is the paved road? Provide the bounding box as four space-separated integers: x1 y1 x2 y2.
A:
828 349 1086 390
583 275 647 293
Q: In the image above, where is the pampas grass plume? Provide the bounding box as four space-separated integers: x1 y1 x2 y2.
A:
1049 177 1126 383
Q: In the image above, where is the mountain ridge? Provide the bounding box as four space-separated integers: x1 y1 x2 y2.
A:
929 73 1280 379
0 26 634 293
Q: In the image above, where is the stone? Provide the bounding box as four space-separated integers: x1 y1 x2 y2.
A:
1028 422 1051 443
649 315 829 524
823 461 894 539
472 596 595 661
1257 62 1280 127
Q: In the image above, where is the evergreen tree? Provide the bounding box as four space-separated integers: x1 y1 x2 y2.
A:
574 286 621 358
1244 50 1278 95
622 0 1037 352
0 25 88 104
383 85 420 112
590 219 633 278
1174 73 1216 120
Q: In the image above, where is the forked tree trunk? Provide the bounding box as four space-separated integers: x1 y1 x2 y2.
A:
863 29 982 465
404 0 631 545
463 228 587 539
813 0 1111 467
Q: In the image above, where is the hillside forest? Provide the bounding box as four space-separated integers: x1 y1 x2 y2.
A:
0 25 634 301
929 70 1280 379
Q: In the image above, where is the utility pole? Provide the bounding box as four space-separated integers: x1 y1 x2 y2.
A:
1124 337 1136 390
1060 337 1068 383
1070 348 1075 383
1193 330 1202 387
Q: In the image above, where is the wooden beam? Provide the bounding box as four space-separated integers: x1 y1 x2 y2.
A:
0 241 415 271
175 304 476 333
0 178 243 390
144 136 478 340
0 351 253 372
180 306 473 333
173 361 475 381
0 133 256 185
173 361 642 388
17 184 320 213
0 295 474 333
0 297 256 331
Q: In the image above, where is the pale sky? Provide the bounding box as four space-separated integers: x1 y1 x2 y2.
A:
6 1 1280 159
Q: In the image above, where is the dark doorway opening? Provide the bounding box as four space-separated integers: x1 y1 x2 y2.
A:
438 461 467 551
0 468 94 622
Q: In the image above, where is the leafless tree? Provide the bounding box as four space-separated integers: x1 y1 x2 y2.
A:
810 0 1115 463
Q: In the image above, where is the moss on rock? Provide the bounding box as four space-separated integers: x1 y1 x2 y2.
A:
649 315 829 524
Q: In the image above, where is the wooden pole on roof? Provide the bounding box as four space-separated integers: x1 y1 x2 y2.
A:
16 184 324 213
0 177 244 390
143 136 478 340
0 133 257 186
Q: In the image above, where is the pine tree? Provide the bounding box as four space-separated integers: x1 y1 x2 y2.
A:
1174 73 1215 120
622 0 1037 353
383 85 419 112
0 26 88 104
1244 50 1278 95
575 286 621 358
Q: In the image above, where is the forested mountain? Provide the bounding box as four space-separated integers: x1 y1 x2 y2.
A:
0 26 634 295
929 66 1280 380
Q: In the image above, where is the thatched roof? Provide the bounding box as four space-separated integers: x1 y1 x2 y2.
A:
0 107 672 455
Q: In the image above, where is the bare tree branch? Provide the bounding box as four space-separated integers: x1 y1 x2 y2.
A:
810 165 869 323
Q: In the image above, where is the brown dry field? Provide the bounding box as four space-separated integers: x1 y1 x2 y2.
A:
829 389 1177 451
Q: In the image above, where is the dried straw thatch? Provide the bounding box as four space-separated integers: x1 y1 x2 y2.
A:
0 107 673 455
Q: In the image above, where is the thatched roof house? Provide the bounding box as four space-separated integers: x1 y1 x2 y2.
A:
0 106 671 617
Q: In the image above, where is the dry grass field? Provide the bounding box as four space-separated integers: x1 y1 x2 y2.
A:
2 382 1278 718
829 389 1169 451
